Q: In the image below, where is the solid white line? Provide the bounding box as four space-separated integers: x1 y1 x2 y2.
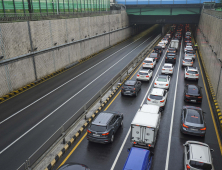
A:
110 43 169 170
0 36 146 126
0 37 151 155
164 39 183 170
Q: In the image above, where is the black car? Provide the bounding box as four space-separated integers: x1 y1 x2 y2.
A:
184 84 202 103
87 111 123 143
58 163 90 170
167 47 177 54
180 106 206 137
154 46 163 55
165 53 176 64
121 80 141 96
150 52 160 62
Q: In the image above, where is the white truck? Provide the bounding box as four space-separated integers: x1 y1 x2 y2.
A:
170 39 179 50
130 104 161 148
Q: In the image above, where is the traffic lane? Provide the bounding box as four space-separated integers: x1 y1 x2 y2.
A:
0 33 157 151
168 47 222 169
0 31 159 122
0 36 160 169
53 65 153 170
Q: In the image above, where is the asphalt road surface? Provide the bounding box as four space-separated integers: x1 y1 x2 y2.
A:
0 26 162 170
53 36 222 170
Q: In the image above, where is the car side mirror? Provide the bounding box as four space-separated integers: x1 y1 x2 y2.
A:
127 148 131 152
210 149 214 152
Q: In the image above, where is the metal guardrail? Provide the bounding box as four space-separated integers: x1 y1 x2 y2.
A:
17 34 161 170
0 10 121 22
203 9 222 19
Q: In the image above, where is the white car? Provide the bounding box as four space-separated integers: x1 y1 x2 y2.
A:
162 63 174 74
147 88 168 110
183 141 215 170
182 57 193 67
136 69 153 81
142 58 156 69
185 50 196 60
161 38 168 45
185 67 199 80
158 42 166 49
154 75 171 89
184 45 193 52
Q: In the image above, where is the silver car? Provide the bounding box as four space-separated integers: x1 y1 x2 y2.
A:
182 57 193 67
162 63 174 74
136 69 153 81
183 141 214 170
154 75 171 89
185 67 199 81
142 58 156 69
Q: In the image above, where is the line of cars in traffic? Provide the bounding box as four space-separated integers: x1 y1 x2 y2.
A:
83 25 215 170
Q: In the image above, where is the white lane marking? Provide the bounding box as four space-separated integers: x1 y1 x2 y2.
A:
0 37 151 155
110 44 169 170
164 39 183 170
0 36 146 125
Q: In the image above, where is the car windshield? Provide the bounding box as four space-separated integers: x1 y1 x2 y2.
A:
144 60 152 63
164 66 172 68
187 70 198 74
90 125 107 132
157 77 167 82
189 161 212 170
186 109 203 124
139 72 148 75
150 95 163 100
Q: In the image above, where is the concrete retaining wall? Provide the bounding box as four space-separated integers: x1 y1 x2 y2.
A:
196 9 222 109
0 11 131 97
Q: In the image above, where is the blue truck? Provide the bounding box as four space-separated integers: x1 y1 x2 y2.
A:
123 147 153 170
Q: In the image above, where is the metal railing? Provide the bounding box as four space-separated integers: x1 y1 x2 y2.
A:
203 9 222 19
17 34 161 170
0 10 121 22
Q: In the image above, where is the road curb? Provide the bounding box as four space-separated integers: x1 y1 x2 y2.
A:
43 34 162 170
0 35 132 105
192 37 222 131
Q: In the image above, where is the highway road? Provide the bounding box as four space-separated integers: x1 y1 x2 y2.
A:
0 26 161 170
53 33 222 170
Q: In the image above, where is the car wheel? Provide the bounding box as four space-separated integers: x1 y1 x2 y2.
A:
110 134 114 143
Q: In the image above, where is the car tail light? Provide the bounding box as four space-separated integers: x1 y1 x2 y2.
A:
186 164 191 170
167 51 169 52
137 74 140 77
166 57 167 59
151 63 153 65
133 142 137 144
183 61 185 63
155 58 157 59
191 62 193 64
200 127 206 131
160 99 165 103
154 83 157 85
146 75 149 77
87 129 92 133
133 88 135 90
169 69 173 71
174 58 176 59
183 123 189 128
186 95 190 97
186 54 187 56
198 96 202 98
166 84 169 86
147 98 151 101
194 55 195 56
122 87 124 89
143 63 145 65
102 132 109 136
186 73 189 75
195 74 199 76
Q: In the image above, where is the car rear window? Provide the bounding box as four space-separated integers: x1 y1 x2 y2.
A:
150 53 157 57
90 125 107 132
144 60 152 63
164 66 171 68
125 81 135 86
157 77 167 82
186 109 203 124
190 161 212 170
184 59 192 62
167 55 175 58
150 95 163 100
186 51 194 54
188 85 199 94
139 72 148 75
187 71 198 74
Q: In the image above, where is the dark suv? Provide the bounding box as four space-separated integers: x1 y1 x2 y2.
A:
121 80 141 96
150 52 160 62
87 111 123 143
154 46 162 55
165 53 176 64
